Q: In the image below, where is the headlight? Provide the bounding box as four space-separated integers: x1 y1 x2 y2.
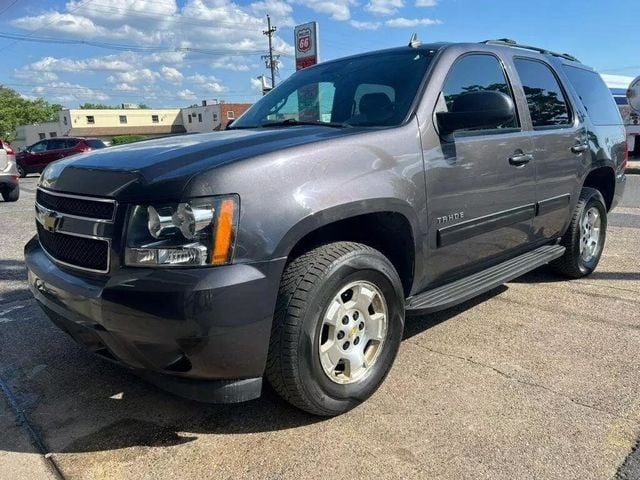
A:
124 195 239 267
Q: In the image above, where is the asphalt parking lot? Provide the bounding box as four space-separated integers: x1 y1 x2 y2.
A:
1 174 639 480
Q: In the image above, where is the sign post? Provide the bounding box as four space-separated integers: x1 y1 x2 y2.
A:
294 22 320 122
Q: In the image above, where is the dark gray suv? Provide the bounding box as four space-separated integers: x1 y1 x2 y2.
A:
24 39 627 416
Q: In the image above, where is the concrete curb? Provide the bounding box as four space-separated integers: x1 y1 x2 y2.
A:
627 160 640 175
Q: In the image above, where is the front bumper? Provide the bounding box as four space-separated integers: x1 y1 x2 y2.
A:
25 236 286 402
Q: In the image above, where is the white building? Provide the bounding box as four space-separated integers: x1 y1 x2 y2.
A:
14 121 62 149
13 100 252 150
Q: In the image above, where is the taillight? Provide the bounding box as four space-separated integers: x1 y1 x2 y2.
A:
4 143 14 155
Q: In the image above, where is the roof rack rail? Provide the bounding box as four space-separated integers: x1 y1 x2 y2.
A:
480 38 581 63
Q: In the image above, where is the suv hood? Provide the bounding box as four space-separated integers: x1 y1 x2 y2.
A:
39 127 354 201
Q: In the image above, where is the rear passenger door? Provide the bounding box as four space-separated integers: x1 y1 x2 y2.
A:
512 58 586 240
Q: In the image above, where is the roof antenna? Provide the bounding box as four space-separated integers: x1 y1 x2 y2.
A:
408 33 421 48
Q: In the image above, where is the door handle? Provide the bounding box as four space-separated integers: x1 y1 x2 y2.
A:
509 153 533 166
571 144 588 154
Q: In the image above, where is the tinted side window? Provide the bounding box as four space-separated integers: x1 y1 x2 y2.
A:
31 142 47 153
440 54 519 133
514 59 571 128
65 139 80 148
86 140 107 149
563 66 622 126
48 139 67 150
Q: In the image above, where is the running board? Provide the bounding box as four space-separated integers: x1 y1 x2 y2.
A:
406 245 565 314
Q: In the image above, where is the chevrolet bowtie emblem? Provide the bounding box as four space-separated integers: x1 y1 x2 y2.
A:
42 210 60 232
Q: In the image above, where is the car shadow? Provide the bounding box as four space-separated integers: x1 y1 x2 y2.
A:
510 266 640 284
0 274 512 456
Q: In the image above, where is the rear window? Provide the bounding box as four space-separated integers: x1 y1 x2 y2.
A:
514 58 571 128
85 140 107 149
563 66 622 126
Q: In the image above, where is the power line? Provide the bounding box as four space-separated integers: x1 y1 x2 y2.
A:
0 0 22 17
0 31 293 57
0 0 95 53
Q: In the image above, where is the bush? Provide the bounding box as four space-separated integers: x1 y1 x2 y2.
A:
111 135 148 145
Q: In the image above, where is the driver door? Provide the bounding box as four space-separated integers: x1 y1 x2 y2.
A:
423 53 537 285
26 140 49 171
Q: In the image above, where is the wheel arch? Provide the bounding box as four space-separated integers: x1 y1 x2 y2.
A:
582 166 616 211
274 199 421 297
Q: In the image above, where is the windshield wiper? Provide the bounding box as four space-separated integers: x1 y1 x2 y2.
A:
259 119 351 129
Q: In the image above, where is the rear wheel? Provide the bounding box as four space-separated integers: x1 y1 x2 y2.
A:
551 187 607 278
2 185 19 202
266 242 405 416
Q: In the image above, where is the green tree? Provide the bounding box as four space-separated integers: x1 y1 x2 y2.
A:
79 103 151 109
0 86 61 142
79 102 118 109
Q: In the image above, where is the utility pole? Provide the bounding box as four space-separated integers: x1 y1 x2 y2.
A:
262 15 279 89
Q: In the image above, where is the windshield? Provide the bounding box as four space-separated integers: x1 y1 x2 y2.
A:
232 49 434 129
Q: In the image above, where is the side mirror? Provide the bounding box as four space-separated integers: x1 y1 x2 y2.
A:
436 90 516 136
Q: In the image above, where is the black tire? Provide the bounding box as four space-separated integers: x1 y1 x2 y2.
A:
2 185 19 202
551 187 607 278
266 242 405 416
16 163 26 178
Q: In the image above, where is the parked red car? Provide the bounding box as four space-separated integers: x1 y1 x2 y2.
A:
16 137 107 177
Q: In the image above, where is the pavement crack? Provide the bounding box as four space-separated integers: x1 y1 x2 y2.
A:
410 341 640 425
0 374 65 480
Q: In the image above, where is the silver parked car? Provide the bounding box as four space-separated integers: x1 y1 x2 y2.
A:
0 139 19 202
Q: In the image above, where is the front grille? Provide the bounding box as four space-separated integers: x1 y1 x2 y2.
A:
37 189 115 220
37 223 109 272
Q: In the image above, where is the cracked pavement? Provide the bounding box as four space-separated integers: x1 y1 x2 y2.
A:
1 175 639 480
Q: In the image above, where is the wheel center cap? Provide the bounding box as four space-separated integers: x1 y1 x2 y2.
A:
349 325 358 338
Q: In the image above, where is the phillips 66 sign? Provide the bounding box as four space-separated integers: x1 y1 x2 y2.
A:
294 22 319 71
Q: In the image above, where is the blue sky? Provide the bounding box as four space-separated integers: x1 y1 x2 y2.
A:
0 0 638 108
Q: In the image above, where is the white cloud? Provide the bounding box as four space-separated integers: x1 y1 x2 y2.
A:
415 0 437 6
386 17 442 27
187 74 228 93
177 89 197 100
250 77 264 93
115 83 138 92
296 0 356 21
160 65 184 84
108 68 158 84
600 74 635 89
18 55 134 74
9 0 296 103
250 0 295 26
350 20 382 30
33 82 110 103
211 56 253 72
365 0 404 15
11 1 293 54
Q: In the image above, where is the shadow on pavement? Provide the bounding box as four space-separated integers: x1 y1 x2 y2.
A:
1 274 512 455
511 266 640 284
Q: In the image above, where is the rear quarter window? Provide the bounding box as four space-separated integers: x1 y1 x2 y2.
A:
563 66 622 126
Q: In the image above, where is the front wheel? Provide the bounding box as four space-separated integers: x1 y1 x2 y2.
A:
16 163 26 178
551 187 607 278
266 242 405 416
2 185 19 202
